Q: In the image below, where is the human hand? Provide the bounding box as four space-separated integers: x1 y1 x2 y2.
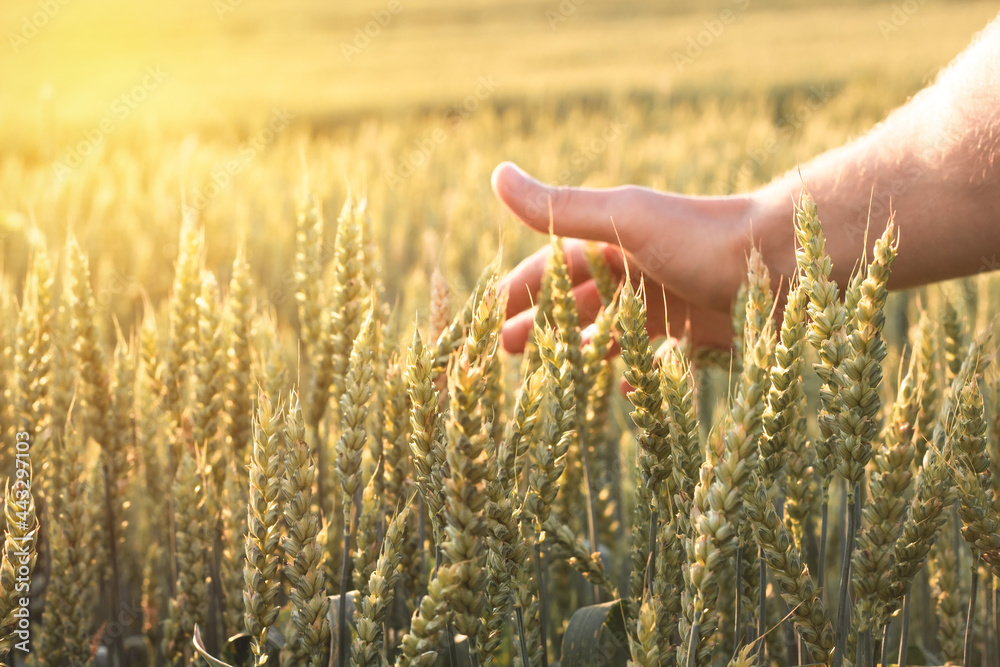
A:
493 161 769 356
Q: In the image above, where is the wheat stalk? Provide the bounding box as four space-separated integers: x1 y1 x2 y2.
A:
354 504 412 667
430 268 452 342
433 257 499 371
942 296 964 385
244 392 284 666
394 567 457 667
405 330 446 543
928 530 963 663
629 591 662 667
334 307 376 666
353 476 382 597
163 447 210 666
14 247 55 474
617 278 673 645
220 455 249 649
33 432 98 665
851 357 918 645
162 217 203 425
294 188 326 357
584 242 620 305
193 272 226 463
831 220 897 667
680 467 728 667
546 237 590 543
225 245 255 463
437 294 501 665
66 233 132 664
794 194 849 597
742 472 835 662
482 369 543 665
759 280 808 487
282 392 330 666
913 312 940 462
0 284 13 476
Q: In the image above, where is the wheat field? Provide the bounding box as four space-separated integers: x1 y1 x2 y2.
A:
2 2 1000 666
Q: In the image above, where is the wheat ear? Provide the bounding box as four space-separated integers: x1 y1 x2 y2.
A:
244 392 283 666
353 504 412 667
282 392 330 665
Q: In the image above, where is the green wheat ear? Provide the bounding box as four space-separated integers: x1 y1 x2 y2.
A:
193 271 226 478
835 219 897 486
162 446 210 666
282 391 330 666
852 357 918 637
295 188 326 358
954 381 1000 574
616 277 672 644
33 430 98 665
404 328 446 542
244 391 284 667
759 279 808 488
794 194 849 489
353 503 412 667
329 196 366 426
226 244 255 464
163 216 204 424
335 306 376 525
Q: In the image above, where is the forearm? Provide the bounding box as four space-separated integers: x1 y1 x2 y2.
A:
751 16 1000 290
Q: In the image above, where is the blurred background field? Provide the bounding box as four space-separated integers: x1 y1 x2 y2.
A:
1 0 997 127
0 0 997 332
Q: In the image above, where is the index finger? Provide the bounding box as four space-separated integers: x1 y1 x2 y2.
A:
492 161 634 245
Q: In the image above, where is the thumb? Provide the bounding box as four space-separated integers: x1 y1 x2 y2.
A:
491 161 632 246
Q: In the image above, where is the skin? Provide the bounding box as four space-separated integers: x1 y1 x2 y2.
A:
496 15 1000 358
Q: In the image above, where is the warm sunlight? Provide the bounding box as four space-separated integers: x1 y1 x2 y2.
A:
1 2 999 666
